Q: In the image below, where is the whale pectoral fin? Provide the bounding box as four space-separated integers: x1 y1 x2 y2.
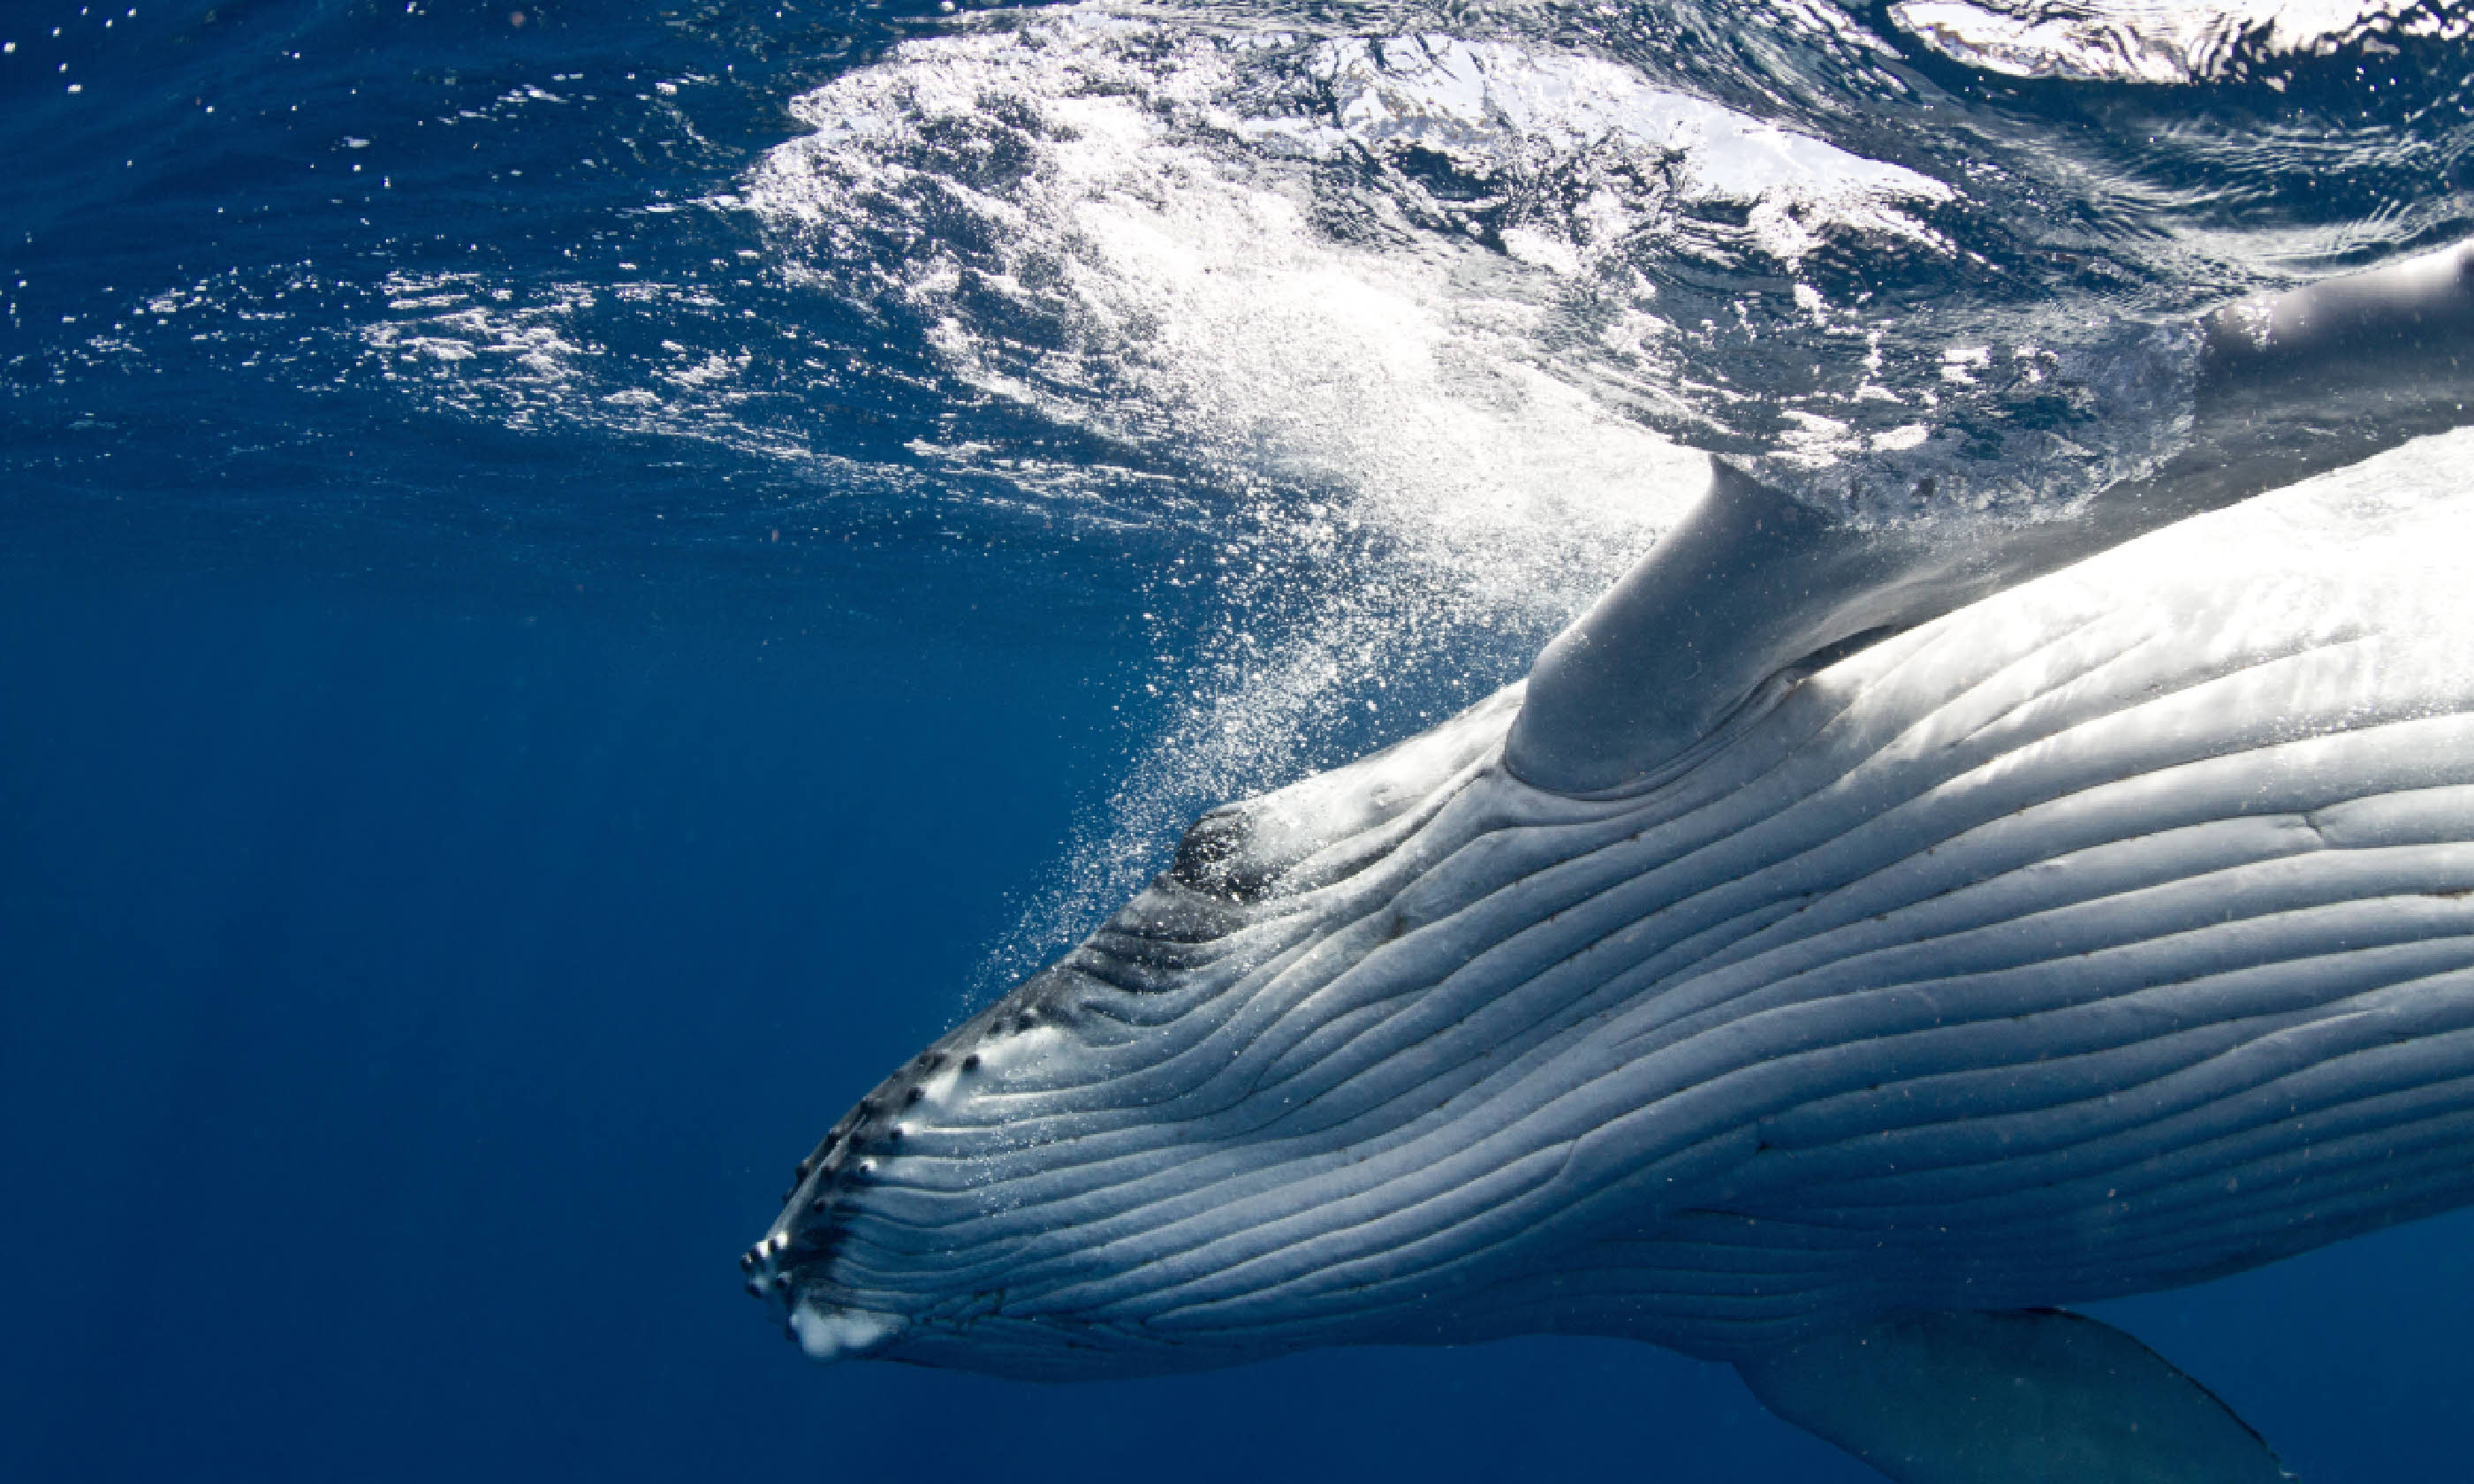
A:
1734 1308 2291 1484
1502 459 2128 797
1504 464 1940 797
1507 242 2474 800
2173 238 2474 513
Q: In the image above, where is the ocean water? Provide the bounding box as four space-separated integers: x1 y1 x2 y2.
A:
7 1 2474 1480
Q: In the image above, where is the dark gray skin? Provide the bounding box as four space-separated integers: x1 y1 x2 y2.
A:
1509 239 2474 797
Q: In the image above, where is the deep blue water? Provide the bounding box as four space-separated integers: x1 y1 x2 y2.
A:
9 1 2474 1480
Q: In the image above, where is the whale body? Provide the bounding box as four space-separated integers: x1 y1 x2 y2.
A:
744 446 2474 1474
744 250 2474 1480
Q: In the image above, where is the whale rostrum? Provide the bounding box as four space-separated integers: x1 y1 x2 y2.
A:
744 248 2474 1481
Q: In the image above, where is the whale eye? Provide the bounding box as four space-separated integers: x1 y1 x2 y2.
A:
960 1054 980 1071
903 1086 923 1106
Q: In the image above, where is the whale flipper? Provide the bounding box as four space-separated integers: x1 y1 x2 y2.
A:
1511 239 2474 796
1736 1309 2289 1484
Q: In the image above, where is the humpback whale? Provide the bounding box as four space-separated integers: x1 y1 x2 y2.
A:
744 242 2474 1480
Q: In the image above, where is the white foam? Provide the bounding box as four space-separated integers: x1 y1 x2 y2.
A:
1892 0 2470 85
745 21 1706 564
1313 34 1950 254
742 18 1757 981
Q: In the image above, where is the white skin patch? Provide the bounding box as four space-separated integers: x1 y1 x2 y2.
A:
789 1301 905 1362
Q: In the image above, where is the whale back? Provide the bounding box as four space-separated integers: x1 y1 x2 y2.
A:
760 463 2474 1375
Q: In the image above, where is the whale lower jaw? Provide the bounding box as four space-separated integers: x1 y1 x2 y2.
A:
760 466 2474 1379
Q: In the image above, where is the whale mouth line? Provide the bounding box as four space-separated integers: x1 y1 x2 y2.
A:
787 1299 907 1363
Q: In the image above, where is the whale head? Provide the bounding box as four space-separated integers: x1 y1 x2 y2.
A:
734 984 1225 1376
738 686 1552 1378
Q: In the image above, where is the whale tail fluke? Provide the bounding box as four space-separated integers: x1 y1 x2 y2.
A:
1735 1307 2292 1484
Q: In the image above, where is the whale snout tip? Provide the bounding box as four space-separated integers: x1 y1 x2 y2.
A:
739 1230 900 1362
786 1300 905 1363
